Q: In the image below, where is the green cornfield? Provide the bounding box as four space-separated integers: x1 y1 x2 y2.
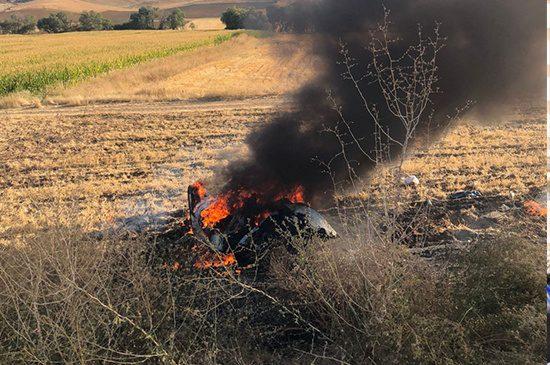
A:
0 31 239 96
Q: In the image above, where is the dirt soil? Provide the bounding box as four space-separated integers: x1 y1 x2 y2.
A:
396 191 546 258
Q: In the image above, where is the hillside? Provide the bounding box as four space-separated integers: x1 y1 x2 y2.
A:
0 0 279 22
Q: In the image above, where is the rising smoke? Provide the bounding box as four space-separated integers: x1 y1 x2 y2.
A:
221 0 545 204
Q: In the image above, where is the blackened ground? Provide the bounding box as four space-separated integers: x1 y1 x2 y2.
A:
145 188 546 273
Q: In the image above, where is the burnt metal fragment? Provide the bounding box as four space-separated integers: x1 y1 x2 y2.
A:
187 184 337 265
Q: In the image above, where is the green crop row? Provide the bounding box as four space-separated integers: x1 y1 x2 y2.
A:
0 32 239 96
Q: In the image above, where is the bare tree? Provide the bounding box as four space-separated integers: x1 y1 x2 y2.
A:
318 9 473 250
333 9 446 173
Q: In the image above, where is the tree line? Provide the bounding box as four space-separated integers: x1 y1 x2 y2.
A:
0 3 314 35
0 7 187 34
220 5 316 32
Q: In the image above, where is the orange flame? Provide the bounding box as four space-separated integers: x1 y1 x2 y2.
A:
162 261 181 271
523 200 547 217
199 185 305 229
193 251 237 269
200 196 232 228
279 185 305 203
191 181 208 199
189 182 306 270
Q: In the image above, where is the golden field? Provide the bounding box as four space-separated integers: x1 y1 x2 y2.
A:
49 34 319 103
0 32 317 107
0 29 238 105
1 96 545 244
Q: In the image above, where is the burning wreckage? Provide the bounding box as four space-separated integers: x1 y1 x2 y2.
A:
186 182 337 267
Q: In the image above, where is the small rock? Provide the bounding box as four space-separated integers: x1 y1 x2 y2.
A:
500 204 511 212
401 175 420 186
451 228 477 243
482 211 506 221
466 181 478 190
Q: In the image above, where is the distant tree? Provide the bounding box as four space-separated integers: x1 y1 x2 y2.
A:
266 2 317 33
18 15 36 33
221 7 270 30
0 14 35 34
0 15 22 34
160 8 186 30
127 6 159 29
79 11 112 31
37 12 71 33
160 9 186 29
220 7 247 30
242 9 270 30
112 22 130 30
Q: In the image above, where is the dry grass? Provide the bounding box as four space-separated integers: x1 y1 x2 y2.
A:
46 34 319 104
268 231 545 364
360 106 546 201
1 99 544 242
0 91 42 109
0 214 254 364
185 17 225 30
0 201 543 363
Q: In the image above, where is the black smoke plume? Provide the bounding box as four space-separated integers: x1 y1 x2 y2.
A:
221 0 545 204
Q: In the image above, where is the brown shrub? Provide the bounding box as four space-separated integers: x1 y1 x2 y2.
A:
0 218 543 364
269 233 544 364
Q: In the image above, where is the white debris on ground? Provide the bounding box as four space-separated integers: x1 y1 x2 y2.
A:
401 175 420 187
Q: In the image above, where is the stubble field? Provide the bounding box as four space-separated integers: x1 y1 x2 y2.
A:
1 95 545 245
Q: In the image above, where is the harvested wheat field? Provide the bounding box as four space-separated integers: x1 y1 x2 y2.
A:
48 34 319 103
0 98 285 239
1 97 545 242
